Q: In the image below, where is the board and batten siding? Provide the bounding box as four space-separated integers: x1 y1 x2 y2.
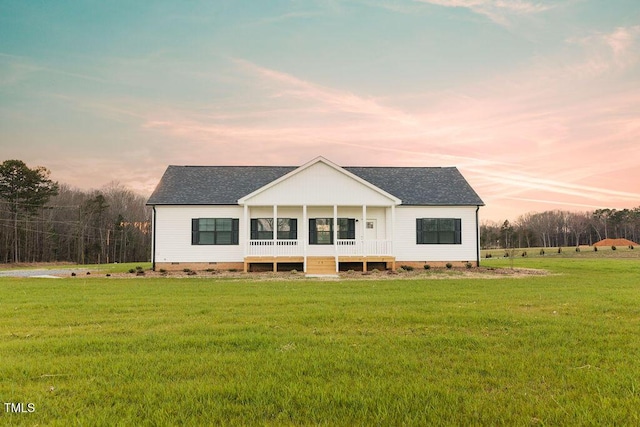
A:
154 205 244 263
393 206 479 262
242 161 396 206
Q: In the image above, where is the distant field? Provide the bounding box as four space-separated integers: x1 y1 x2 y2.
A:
1 257 639 425
482 244 640 259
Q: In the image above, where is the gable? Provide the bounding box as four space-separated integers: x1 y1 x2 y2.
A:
239 159 400 206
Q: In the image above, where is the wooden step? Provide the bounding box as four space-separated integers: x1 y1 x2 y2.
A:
306 257 337 274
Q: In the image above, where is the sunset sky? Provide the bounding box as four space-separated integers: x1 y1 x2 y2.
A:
1 0 638 221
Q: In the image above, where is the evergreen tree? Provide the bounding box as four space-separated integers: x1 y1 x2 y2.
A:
0 160 59 262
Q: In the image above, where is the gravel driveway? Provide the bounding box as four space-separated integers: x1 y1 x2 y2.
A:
0 269 94 278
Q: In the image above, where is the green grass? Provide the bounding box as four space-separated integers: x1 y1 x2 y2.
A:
1 258 639 425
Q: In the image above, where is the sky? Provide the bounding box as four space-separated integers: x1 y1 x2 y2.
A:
1 0 639 222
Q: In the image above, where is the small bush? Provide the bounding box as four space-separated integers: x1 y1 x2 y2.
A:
128 268 136 274
521 251 527 257
485 253 492 258
630 245 634 250
136 270 145 276
504 252 509 257
557 247 562 254
228 269 240 272
575 247 580 252
290 269 298 274
423 264 431 270
186 270 197 276
539 249 545 256
611 245 617 251
135 266 144 272
594 246 598 252
400 265 414 271
446 263 453 269
159 269 167 273
371 269 380 273
465 262 472 269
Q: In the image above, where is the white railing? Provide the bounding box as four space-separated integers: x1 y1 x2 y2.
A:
336 240 393 256
247 240 302 257
247 239 393 257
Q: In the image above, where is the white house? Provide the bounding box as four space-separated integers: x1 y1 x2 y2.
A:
146 157 484 274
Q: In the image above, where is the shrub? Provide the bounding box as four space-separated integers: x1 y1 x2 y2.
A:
521 251 527 257
135 266 144 272
400 265 414 271
539 249 545 256
128 268 136 274
186 270 197 276
136 270 145 276
290 269 298 274
423 264 431 270
575 247 580 252
159 269 167 273
182 268 192 273
611 245 617 251
371 269 380 273
465 262 472 269
557 247 562 254
485 253 492 258
504 252 509 257
445 263 453 269
630 245 634 250
594 246 598 252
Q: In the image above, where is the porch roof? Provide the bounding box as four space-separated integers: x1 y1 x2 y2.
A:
147 163 484 206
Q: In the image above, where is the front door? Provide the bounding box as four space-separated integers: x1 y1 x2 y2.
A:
365 219 377 240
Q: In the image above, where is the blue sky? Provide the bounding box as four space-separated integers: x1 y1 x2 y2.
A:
1 0 639 221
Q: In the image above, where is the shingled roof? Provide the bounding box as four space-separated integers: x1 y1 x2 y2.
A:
146 164 484 206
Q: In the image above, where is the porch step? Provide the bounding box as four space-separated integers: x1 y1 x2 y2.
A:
306 257 337 275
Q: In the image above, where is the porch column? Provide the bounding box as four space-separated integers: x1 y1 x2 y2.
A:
273 205 278 272
391 205 396 257
333 204 338 273
362 204 367 257
243 204 249 272
303 205 307 272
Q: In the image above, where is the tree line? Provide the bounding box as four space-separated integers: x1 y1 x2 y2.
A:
481 208 640 249
0 160 151 264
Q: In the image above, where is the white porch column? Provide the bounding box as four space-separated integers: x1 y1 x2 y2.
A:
303 205 307 272
243 204 249 257
333 204 338 272
273 205 278 245
362 204 367 257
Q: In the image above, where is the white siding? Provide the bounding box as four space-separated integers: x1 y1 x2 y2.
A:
154 205 244 263
394 206 479 262
154 204 479 264
243 161 396 206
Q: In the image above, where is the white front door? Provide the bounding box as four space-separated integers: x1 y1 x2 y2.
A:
365 219 377 240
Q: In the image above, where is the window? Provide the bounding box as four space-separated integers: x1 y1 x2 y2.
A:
309 218 355 244
416 218 461 244
251 218 298 240
192 218 239 245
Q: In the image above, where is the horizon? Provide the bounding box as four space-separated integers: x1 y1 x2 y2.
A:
1 1 639 222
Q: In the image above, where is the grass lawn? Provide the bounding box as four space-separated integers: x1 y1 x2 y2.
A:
1 256 639 425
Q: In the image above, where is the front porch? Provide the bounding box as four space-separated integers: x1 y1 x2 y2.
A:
241 201 399 274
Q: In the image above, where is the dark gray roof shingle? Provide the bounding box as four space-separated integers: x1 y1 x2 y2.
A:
147 164 484 206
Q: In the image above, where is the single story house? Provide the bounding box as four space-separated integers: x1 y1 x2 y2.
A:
146 156 484 274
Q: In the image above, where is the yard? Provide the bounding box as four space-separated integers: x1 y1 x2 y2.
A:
1 254 639 425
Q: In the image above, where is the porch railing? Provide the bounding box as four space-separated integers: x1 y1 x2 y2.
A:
336 239 393 256
247 240 302 257
246 239 393 257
